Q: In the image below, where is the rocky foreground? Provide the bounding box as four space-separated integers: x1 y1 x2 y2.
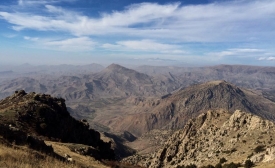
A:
0 90 115 161
124 110 275 168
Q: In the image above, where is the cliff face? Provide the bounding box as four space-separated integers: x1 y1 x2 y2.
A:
124 110 275 167
0 90 115 160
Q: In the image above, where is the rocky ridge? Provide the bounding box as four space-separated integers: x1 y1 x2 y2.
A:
107 80 275 136
124 110 275 167
0 90 115 160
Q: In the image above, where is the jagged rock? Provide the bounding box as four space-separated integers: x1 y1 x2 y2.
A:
0 90 115 160
123 110 275 167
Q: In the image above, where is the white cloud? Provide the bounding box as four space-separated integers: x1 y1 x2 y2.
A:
44 37 96 51
0 0 274 42
24 36 39 41
24 36 96 51
2 34 17 38
267 57 275 61
102 39 186 54
117 40 179 51
209 48 266 57
258 57 275 61
258 57 266 61
18 0 75 6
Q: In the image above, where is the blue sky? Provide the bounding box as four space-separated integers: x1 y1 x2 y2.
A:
0 0 275 66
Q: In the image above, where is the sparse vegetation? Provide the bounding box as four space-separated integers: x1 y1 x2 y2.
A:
215 163 222 168
219 157 227 164
0 145 77 168
254 145 265 153
247 153 254 159
222 162 241 168
244 159 254 168
185 164 197 168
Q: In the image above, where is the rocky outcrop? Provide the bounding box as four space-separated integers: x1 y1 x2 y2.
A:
0 90 115 160
124 110 275 167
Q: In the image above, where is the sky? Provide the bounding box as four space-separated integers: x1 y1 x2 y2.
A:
0 0 275 66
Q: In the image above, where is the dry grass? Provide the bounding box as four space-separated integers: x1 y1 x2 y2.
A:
0 144 78 168
45 141 109 168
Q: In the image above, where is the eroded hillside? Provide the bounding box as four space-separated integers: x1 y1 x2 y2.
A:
124 110 275 168
102 80 275 136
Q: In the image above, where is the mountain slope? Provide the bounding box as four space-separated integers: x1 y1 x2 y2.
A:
107 80 275 136
0 90 115 160
124 110 275 167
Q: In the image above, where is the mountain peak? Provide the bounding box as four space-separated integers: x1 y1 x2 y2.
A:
105 63 127 71
205 80 227 85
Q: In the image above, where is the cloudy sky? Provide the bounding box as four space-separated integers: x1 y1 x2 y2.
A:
0 0 275 66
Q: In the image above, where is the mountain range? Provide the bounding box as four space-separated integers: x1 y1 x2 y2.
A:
1 63 275 167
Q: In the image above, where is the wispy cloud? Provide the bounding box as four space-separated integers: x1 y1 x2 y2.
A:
258 57 275 61
2 34 17 38
24 36 39 41
0 0 275 65
102 39 186 54
24 36 96 51
208 48 266 57
18 0 75 6
0 0 274 42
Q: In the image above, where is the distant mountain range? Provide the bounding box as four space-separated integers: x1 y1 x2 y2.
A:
0 63 275 135
1 63 275 100
0 64 180 101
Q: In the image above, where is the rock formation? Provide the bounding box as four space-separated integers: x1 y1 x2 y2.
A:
0 90 115 160
124 110 275 167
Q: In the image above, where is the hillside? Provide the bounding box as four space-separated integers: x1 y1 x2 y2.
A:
103 80 275 136
124 110 275 168
0 90 115 160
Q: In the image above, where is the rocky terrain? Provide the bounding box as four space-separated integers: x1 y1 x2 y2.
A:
1 63 275 167
100 80 275 136
0 90 115 161
124 110 275 168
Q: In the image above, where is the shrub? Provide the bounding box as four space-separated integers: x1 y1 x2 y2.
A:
219 157 227 164
222 162 240 168
39 123 47 129
247 152 254 159
34 95 40 101
215 163 222 168
176 166 185 168
244 160 254 168
185 164 197 168
254 145 265 153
